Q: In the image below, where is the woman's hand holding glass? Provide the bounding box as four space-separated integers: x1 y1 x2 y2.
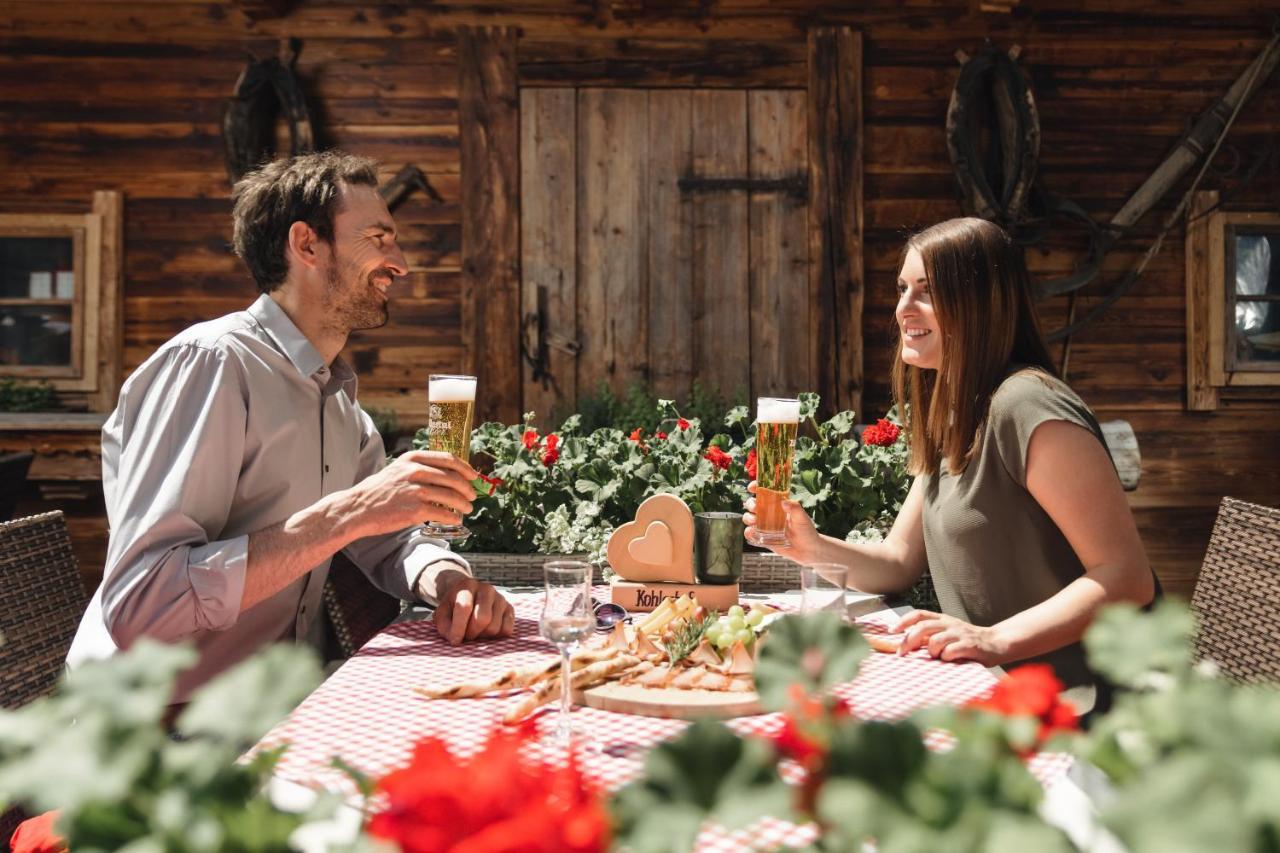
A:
742 480 824 564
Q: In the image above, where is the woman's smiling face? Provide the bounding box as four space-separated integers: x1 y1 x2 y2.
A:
896 246 941 370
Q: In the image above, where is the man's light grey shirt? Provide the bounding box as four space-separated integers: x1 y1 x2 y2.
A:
67 295 469 701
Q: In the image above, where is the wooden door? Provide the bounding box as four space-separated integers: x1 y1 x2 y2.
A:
520 87 810 425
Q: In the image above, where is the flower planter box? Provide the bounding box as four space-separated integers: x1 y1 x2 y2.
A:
464 551 806 593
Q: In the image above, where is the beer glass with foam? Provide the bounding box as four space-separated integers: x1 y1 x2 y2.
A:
426 374 476 541
746 397 800 547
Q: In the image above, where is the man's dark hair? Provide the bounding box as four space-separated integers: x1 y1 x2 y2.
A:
231 151 379 293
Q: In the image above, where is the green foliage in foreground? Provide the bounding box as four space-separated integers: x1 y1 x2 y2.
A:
0 641 331 852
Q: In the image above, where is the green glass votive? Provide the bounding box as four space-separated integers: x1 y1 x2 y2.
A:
694 511 744 585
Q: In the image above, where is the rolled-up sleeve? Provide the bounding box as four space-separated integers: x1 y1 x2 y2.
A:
341 409 470 604
100 344 249 647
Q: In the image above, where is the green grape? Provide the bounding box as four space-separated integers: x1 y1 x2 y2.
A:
705 623 723 643
727 615 745 631
728 605 745 620
734 629 753 646
745 609 764 628
715 632 735 650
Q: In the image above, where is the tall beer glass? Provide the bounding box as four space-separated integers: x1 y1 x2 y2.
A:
746 397 800 547
426 374 477 542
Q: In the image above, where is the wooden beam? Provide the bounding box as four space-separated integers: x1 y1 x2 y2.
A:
807 26 864 418
1185 190 1219 411
458 26 521 424
91 190 123 413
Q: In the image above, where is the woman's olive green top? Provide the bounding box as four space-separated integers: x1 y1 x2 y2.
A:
919 368 1107 694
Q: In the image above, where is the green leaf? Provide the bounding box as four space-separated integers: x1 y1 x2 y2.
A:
753 613 869 711
611 720 789 851
1083 601 1196 688
177 643 323 748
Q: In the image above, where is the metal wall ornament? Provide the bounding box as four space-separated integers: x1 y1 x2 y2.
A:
222 38 315 185
946 33 1280 344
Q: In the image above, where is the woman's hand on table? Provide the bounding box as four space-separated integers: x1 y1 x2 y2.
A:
433 569 515 645
742 481 824 564
891 610 1011 666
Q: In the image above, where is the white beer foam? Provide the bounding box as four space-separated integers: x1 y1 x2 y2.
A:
428 377 476 402
757 397 800 423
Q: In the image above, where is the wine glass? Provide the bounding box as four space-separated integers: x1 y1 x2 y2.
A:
540 561 594 746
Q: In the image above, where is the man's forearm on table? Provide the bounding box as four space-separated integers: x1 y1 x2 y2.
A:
243 490 363 611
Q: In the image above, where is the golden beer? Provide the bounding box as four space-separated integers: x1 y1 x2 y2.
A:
748 397 801 546
426 374 477 541
427 400 474 459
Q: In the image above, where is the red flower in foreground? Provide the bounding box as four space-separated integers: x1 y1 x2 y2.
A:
745 448 758 480
478 472 504 496
677 417 691 431
542 433 561 467
522 429 539 450
629 427 644 442
967 663 1079 747
861 418 901 447
703 446 732 471
655 430 668 440
10 812 66 853
369 724 610 853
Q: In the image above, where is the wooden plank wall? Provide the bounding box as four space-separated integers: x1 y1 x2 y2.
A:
3 0 1279 598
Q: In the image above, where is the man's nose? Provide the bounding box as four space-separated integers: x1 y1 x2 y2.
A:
386 244 409 276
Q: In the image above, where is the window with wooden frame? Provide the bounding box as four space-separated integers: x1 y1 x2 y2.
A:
0 191 122 413
1186 191 1280 410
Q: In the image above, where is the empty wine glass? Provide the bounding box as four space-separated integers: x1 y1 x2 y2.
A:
540 560 594 746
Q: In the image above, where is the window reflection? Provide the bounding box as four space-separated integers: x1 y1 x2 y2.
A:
1234 233 1280 365
0 306 72 367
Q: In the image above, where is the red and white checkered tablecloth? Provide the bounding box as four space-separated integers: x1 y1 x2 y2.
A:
255 593 1074 851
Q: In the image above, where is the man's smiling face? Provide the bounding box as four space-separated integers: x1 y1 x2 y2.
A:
321 183 408 332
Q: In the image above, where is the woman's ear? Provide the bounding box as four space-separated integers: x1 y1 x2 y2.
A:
285 220 322 271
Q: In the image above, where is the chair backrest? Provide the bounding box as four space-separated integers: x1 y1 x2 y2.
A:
0 511 87 709
321 551 402 660
1190 497 1280 684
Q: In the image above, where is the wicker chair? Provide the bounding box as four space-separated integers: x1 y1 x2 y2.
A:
0 511 87 708
1190 497 1280 684
0 510 87 843
321 551 402 660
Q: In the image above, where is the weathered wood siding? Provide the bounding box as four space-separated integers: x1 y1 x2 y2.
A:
3 0 1279 597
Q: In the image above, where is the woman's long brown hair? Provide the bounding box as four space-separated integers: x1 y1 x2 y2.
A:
891 217 1056 476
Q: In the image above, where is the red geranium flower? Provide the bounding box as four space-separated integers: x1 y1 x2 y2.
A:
703 446 732 471
861 418 901 447
655 430 668 440
542 433 560 467
10 812 66 853
967 663 1079 747
478 472 504 496
629 427 644 442
521 429 539 450
745 448 758 480
369 724 610 853
677 417 691 431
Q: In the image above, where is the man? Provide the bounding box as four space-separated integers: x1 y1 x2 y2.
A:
67 151 514 702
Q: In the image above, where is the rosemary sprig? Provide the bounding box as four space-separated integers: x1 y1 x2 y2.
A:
664 611 717 664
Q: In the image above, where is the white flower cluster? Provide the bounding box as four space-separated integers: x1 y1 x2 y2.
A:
537 501 612 564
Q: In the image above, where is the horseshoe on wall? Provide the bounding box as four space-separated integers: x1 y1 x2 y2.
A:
222 38 315 185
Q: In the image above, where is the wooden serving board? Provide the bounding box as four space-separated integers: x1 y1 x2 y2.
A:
578 682 763 719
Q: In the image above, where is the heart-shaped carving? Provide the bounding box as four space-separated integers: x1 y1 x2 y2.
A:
607 494 695 583
628 521 674 565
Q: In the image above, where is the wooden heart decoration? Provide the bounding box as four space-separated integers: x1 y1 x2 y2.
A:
628 521 674 565
607 494 695 583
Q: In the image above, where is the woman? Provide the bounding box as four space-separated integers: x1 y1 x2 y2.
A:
744 217 1156 711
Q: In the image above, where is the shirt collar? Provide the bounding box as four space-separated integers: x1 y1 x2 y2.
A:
247 294 356 396
248 294 326 378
